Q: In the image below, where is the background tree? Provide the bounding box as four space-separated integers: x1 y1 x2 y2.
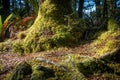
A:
72 0 77 11
2 0 10 11
109 0 117 18
101 0 108 30
103 0 108 19
95 0 101 18
78 0 84 18
12 0 16 8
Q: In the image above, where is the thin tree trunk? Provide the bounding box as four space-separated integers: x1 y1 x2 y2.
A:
19 0 22 8
25 2 30 16
73 0 77 11
95 0 101 17
78 0 84 18
103 0 108 18
109 0 117 18
102 0 108 30
12 0 16 9
2 0 10 11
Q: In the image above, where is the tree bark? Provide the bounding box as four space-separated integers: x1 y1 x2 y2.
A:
12 0 16 8
109 0 117 18
103 0 108 19
78 0 84 18
102 0 108 30
2 0 10 11
95 0 101 18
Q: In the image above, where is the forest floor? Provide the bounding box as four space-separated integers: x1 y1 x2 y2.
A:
0 30 120 80
0 41 94 80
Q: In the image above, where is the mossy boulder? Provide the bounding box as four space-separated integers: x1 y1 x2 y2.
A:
77 45 120 78
31 65 55 80
31 70 45 80
10 62 32 80
100 48 120 63
77 59 114 77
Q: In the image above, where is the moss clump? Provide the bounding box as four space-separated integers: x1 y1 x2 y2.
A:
12 0 86 53
12 40 24 54
108 19 119 31
0 60 4 72
92 30 120 56
0 43 6 52
17 31 26 39
31 70 45 80
10 62 32 80
0 40 12 53
108 63 120 76
31 65 55 80
77 59 113 77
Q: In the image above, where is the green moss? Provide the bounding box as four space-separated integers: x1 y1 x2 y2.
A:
10 62 32 80
17 31 26 39
0 60 4 72
4 72 13 80
31 70 45 80
0 43 5 52
0 40 12 53
108 63 120 75
31 65 56 80
77 59 114 77
108 19 119 31
101 73 120 80
12 40 24 54
26 54 87 80
92 30 120 56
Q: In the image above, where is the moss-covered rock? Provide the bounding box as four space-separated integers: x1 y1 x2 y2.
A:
100 48 120 63
77 58 114 77
31 65 55 80
10 62 32 80
31 70 45 80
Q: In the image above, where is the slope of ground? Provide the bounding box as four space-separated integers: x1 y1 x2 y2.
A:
0 30 120 80
0 42 93 80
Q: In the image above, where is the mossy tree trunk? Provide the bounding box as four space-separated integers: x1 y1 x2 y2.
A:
13 0 85 53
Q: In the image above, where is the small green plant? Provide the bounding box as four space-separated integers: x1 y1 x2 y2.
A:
0 14 13 41
108 19 119 31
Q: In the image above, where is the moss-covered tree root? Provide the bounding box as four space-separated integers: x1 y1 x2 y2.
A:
77 48 120 78
12 0 86 53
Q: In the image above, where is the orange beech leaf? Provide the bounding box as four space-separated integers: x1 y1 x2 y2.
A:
20 17 35 26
